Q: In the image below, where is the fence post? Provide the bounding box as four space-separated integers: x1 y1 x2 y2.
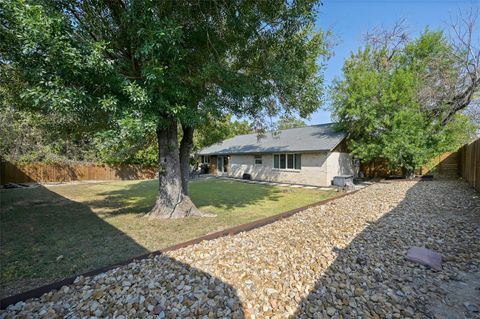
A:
0 158 5 185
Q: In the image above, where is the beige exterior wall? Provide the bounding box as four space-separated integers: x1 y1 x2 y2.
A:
325 152 354 183
227 152 352 186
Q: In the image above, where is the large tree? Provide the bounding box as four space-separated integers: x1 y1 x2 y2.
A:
331 16 479 176
1 0 329 217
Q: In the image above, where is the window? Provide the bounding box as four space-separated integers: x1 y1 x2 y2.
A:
254 155 262 165
287 154 294 169
280 154 286 169
273 153 301 170
200 155 210 164
295 154 301 170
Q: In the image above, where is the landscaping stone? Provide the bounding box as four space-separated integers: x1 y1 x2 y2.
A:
1 180 478 318
406 246 443 271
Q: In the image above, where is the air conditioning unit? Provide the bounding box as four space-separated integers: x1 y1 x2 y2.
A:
242 173 252 180
332 175 354 187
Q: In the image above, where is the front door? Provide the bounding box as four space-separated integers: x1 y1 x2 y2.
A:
217 156 228 175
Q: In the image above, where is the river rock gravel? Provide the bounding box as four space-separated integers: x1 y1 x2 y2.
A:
1 180 479 318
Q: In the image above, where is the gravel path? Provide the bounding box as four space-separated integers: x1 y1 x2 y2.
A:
2 180 479 319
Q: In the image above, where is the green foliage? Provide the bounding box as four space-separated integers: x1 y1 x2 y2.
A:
94 115 158 166
0 62 98 163
440 113 479 150
331 30 477 172
194 115 252 151
377 109 435 171
1 1 117 133
1 0 329 136
88 115 253 165
277 116 307 130
0 105 98 163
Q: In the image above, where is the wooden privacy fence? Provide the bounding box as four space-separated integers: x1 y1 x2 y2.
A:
360 152 458 179
360 138 480 192
0 162 157 185
458 138 480 192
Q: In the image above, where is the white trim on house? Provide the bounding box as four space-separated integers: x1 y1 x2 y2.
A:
200 155 210 164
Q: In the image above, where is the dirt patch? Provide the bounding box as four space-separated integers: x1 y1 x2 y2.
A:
429 271 480 319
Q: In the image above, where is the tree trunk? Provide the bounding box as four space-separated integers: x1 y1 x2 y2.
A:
402 167 415 179
179 125 194 195
147 121 202 219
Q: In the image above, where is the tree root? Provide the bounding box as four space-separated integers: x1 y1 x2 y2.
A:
147 194 215 219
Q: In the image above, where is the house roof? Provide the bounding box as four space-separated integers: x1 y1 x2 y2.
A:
197 123 346 155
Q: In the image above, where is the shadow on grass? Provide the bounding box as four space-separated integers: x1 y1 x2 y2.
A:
190 179 283 211
1 185 150 298
291 180 479 318
0 185 245 318
86 179 158 216
87 179 283 216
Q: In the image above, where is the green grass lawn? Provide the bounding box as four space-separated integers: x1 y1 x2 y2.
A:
0 178 337 297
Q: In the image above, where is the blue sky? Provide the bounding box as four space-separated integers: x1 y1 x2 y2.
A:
308 0 479 125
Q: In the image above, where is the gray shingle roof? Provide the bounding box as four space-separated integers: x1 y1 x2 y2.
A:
197 123 346 155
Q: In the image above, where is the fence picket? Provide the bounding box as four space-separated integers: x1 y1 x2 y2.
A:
458 139 479 192
0 162 156 184
356 138 479 193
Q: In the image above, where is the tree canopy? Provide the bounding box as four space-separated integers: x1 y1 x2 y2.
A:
194 115 252 152
1 0 329 130
331 25 479 174
277 115 307 130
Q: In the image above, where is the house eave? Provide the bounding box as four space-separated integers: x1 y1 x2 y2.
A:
197 149 334 156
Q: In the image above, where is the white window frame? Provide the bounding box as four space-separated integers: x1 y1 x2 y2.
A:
273 153 301 171
254 155 263 165
200 155 210 164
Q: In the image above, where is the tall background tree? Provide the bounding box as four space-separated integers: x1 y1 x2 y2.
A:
0 64 99 163
277 115 307 130
194 115 252 153
1 0 330 217
331 12 479 177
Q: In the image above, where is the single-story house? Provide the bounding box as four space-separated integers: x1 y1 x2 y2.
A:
197 123 354 187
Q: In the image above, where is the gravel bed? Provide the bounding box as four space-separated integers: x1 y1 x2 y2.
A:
1 180 479 318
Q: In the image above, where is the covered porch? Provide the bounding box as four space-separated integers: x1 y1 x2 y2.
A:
199 155 230 176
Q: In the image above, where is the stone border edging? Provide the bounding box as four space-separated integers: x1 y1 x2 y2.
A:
0 187 366 309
